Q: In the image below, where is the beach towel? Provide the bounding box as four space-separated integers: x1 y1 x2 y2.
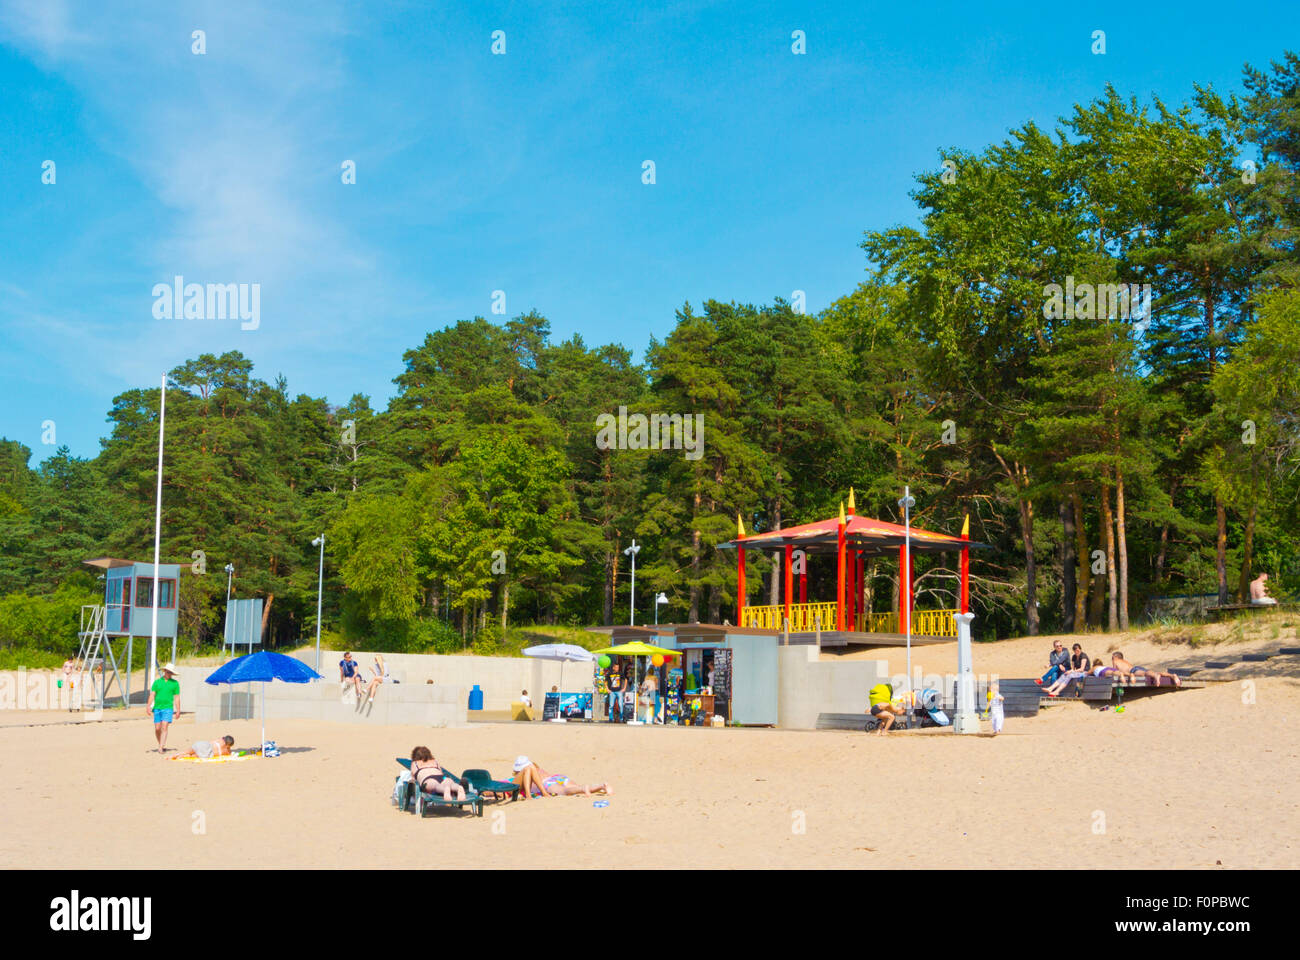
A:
172 752 254 763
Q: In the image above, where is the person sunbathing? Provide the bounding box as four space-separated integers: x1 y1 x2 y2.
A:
174 735 235 760
511 755 612 799
1044 654 1092 696
1111 652 1181 687
410 746 468 801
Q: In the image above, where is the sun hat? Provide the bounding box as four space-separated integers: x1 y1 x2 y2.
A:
513 755 531 772
161 662 177 673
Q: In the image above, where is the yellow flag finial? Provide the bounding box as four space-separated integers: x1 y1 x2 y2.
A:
848 487 856 511
961 514 970 537
839 501 846 525
737 513 746 537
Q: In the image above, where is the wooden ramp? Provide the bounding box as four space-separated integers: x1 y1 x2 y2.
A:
789 630 952 648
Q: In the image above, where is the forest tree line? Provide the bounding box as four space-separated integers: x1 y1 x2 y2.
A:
1 53 1298 658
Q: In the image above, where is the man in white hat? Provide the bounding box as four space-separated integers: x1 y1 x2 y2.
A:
147 663 180 754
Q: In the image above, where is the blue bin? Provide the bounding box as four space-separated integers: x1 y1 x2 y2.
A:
468 684 484 711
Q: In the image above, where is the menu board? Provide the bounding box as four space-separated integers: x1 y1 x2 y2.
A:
542 692 561 721
712 648 732 699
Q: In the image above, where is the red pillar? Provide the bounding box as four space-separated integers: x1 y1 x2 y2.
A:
848 551 858 631
836 510 847 631
899 544 910 636
737 548 746 626
783 543 793 630
799 554 807 605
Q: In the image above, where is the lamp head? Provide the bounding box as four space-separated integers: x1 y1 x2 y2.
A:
312 536 323 546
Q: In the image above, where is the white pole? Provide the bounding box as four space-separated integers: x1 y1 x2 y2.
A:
953 612 979 733
628 540 637 626
900 485 913 690
147 374 166 692
261 681 266 758
314 536 325 674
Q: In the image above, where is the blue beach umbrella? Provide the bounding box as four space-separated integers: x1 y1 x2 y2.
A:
205 651 322 757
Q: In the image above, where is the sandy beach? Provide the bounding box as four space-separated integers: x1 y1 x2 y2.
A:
3 629 1297 870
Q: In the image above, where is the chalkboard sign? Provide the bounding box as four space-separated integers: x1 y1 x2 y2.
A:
542 692 561 721
712 648 732 699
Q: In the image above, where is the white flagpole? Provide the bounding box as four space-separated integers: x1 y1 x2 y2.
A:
147 374 166 691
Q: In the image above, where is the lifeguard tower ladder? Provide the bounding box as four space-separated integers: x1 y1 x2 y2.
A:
72 605 127 710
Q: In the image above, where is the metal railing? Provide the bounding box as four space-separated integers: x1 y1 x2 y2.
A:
742 604 959 636
741 601 838 631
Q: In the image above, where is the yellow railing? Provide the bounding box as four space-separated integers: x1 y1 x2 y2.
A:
742 604 959 636
862 611 897 633
912 608 959 637
740 601 837 631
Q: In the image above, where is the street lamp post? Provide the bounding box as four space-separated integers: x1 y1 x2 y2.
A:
898 486 916 690
311 535 325 675
655 592 668 625
624 540 640 626
223 563 234 655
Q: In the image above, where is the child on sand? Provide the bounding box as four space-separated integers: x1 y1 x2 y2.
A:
988 683 1005 735
173 735 235 760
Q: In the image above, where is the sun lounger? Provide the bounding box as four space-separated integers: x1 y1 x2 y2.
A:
461 768 520 802
394 758 484 817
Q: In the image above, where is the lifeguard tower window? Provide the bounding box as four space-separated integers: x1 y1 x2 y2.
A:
136 577 176 609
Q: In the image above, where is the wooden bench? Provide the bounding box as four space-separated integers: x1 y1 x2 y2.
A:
1207 604 1272 620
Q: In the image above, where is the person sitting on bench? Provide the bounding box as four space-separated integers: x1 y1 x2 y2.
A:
410 746 467 801
1038 640 1071 685
1250 573 1279 606
1044 652 1092 696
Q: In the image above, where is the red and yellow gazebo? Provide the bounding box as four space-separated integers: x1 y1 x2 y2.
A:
717 489 983 638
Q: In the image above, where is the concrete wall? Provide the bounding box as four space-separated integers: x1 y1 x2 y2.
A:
179 648 597 726
304 649 598 712
185 664 468 728
777 645 890 730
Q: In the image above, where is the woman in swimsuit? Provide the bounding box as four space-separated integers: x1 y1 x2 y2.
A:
410 746 467 801
511 756 612 798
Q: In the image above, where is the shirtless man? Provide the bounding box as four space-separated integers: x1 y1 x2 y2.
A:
1111 651 1180 687
1250 573 1279 606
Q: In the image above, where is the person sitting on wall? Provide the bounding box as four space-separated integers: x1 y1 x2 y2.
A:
364 654 390 704
1250 573 1279 606
339 652 365 699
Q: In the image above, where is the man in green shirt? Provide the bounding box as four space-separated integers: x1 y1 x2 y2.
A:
147 663 181 754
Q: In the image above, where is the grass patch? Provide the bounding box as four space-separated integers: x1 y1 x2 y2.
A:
0 647 68 670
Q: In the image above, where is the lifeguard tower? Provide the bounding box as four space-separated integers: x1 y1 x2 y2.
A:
75 558 181 709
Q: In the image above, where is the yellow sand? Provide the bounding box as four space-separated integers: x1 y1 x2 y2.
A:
2 630 1297 868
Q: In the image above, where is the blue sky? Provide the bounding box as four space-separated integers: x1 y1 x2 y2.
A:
1 1 1296 460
